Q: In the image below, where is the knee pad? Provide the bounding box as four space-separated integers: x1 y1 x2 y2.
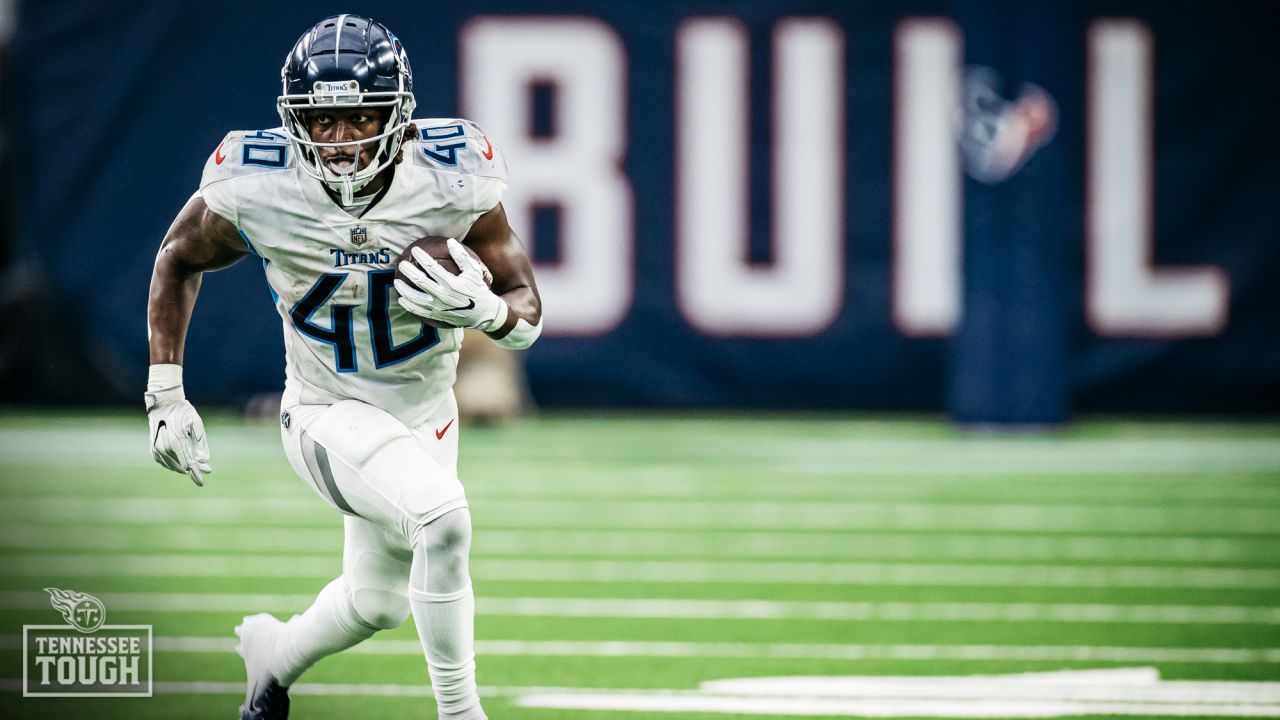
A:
346 550 411 630
349 587 411 630
412 508 473 596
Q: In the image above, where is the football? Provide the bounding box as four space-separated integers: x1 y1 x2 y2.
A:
395 236 493 328
396 236 492 284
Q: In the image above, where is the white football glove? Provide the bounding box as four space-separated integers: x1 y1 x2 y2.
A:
145 364 212 487
393 238 508 332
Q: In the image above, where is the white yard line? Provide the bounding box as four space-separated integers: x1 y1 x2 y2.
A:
695 437 1280 471
466 558 1280 589
3 497 1279 534
0 591 312 613
9 469 1280 501
0 524 344 554
2 524 1273 564
0 678 592 698
13 483 1280 504
2 634 1277 663
4 670 1280 716
468 530 1279 563
515 693 1280 717
477 598 1280 624
516 669 1280 717
3 591 1277 624
4 554 1278 589
2 428 1278 472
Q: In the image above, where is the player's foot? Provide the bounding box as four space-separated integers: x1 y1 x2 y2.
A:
235 613 290 720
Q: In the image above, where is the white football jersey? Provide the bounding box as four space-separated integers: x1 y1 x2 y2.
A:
199 119 508 426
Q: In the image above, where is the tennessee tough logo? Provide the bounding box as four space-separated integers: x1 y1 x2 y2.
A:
24 587 152 697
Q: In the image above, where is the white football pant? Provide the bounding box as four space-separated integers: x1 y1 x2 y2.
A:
270 393 485 720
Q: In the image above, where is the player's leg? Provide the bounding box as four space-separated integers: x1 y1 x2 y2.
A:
405 394 485 719
268 515 412 685
409 508 483 720
282 398 486 719
238 404 420 718
237 518 410 720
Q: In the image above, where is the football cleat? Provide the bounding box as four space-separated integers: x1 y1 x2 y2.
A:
235 613 290 719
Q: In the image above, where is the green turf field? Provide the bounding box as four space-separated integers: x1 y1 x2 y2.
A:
0 411 1277 718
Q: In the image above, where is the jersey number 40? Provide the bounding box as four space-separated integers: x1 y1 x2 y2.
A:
290 270 440 371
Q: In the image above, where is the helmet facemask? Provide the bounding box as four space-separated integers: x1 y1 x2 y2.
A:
278 81 416 205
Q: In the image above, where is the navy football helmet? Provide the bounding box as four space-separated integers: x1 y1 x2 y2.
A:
277 15 416 203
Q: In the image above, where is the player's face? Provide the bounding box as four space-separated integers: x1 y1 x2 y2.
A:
304 108 386 176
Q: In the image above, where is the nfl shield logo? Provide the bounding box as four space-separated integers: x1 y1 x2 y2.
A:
350 226 368 246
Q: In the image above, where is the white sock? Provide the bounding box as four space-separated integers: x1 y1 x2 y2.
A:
271 578 376 686
410 510 485 720
410 584 484 719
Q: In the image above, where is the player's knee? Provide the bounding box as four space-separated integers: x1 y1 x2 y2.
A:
349 586 411 630
346 549 412 630
420 508 472 555
412 508 472 594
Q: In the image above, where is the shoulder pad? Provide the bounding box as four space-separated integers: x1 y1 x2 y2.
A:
200 128 294 190
409 118 508 182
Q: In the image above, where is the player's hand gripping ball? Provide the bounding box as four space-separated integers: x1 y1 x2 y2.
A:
394 236 491 285
394 236 499 329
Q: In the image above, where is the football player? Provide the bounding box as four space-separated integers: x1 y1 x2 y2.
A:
144 15 542 720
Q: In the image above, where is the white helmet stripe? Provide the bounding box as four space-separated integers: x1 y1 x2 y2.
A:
334 14 347 57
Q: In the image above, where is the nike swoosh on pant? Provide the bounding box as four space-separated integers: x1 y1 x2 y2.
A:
435 419 455 440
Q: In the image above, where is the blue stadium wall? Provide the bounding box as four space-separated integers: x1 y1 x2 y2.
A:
6 0 1278 418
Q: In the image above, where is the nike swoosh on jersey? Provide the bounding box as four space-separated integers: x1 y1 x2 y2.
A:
214 143 227 165
481 137 493 160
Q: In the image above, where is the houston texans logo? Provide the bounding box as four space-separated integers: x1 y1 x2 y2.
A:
45 587 107 634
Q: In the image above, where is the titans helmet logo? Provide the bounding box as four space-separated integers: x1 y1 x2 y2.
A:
45 587 107 634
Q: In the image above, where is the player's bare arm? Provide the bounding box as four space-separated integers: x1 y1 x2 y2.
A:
148 196 249 364
144 195 246 486
461 202 542 340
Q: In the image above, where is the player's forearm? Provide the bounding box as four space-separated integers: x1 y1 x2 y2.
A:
499 286 542 328
483 285 535 330
485 286 542 348
147 255 203 365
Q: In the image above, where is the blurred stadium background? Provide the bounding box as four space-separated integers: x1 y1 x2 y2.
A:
0 0 1277 718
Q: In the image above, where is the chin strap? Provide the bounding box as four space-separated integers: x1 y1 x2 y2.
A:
328 171 377 206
